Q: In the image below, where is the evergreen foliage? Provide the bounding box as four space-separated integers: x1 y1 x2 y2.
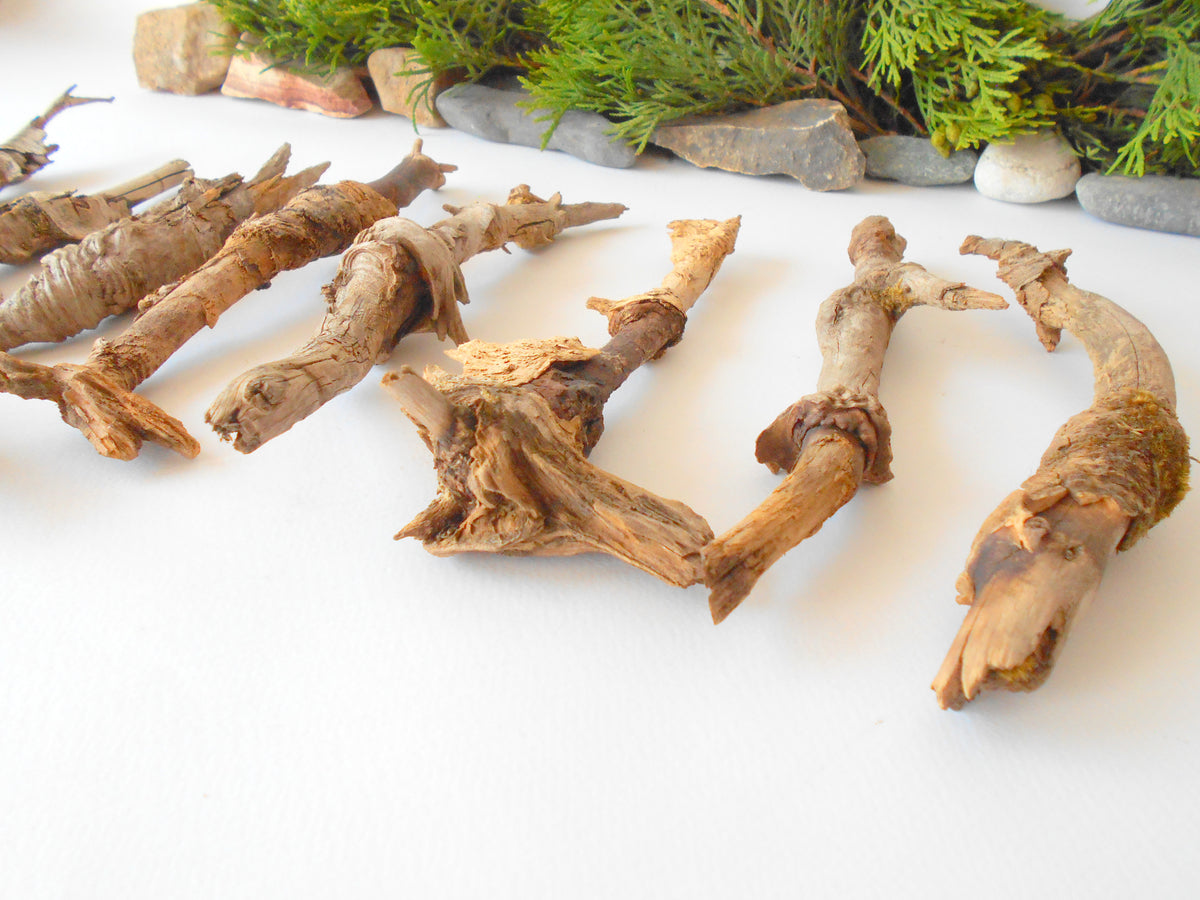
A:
207 0 1200 178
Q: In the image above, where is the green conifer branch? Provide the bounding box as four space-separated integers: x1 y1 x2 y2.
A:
205 0 1200 178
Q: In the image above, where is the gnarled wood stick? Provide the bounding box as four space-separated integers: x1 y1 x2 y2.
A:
0 145 324 350
384 217 740 586
704 216 1007 624
932 236 1190 710
0 87 112 190
0 159 192 264
1 141 452 460
206 185 625 453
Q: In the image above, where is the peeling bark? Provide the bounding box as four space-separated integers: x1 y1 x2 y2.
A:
1 142 452 460
704 216 1007 624
0 159 191 265
932 236 1190 710
206 186 625 453
0 145 324 350
0 87 112 190
384 217 740 586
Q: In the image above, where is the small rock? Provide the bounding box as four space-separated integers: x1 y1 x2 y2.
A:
973 131 1081 203
435 84 637 168
368 47 457 127
1076 173 1200 237
133 2 237 95
221 49 373 118
650 100 864 191
861 135 977 186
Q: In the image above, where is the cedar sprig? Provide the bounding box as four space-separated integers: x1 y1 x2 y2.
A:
861 0 1064 152
204 0 1200 178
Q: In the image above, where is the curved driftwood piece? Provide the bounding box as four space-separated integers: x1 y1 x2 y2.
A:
0 87 112 190
0 145 325 350
384 217 740 586
0 159 192 265
932 236 1190 710
206 185 625 453
704 216 1006 624
1 142 452 460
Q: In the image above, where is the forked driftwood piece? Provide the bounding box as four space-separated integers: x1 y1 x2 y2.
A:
206 186 625 453
0 87 112 190
932 236 1190 710
704 216 1006 624
1 141 452 460
384 217 740 586
0 145 324 350
0 159 192 264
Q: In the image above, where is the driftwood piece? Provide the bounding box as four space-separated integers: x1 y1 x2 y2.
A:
384 217 740 586
704 216 1007 624
0 147 321 348
0 159 192 265
0 142 452 460
0 88 112 190
932 236 1190 710
206 185 625 453
0 145 325 351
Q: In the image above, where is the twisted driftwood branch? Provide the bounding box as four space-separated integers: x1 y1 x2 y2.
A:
0 145 324 350
932 236 1190 709
1 142 452 460
206 185 625 453
0 159 192 265
0 87 112 190
704 215 1007 624
384 217 740 586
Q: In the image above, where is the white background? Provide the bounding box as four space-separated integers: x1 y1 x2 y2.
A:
3 1 1199 897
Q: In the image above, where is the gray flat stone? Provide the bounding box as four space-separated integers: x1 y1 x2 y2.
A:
861 135 977 186
649 100 863 191
974 131 1080 203
435 83 637 168
1076 173 1200 237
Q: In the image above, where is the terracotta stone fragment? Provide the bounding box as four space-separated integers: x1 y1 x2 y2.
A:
133 2 238 95
367 47 456 127
221 50 373 118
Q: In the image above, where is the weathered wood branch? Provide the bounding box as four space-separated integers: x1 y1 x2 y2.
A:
0 159 192 265
206 185 625 453
932 236 1190 710
385 217 740 586
704 216 1007 624
0 87 113 190
1 142 452 460
0 145 324 350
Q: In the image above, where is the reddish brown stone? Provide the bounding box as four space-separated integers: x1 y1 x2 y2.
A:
221 50 373 118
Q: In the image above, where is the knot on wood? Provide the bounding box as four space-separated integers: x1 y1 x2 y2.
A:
587 294 687 356
341 217 470 344
756 389 892 483
1023 389 1190 550
396 385 711 587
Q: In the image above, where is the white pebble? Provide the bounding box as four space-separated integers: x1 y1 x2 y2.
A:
973 131 1081 203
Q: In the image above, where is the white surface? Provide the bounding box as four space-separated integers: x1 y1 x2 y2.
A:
3 2 1199 898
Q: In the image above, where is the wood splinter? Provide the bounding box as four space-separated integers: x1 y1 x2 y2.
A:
1 87 113 191
206 186 626 453
0 145 325 351
0 159 192 265
703 215 1007 624
384 216 740 586
0 141 452 460
931 237 1190 710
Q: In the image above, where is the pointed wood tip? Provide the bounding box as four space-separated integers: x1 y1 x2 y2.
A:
708 588 745 625
382 366 456 441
